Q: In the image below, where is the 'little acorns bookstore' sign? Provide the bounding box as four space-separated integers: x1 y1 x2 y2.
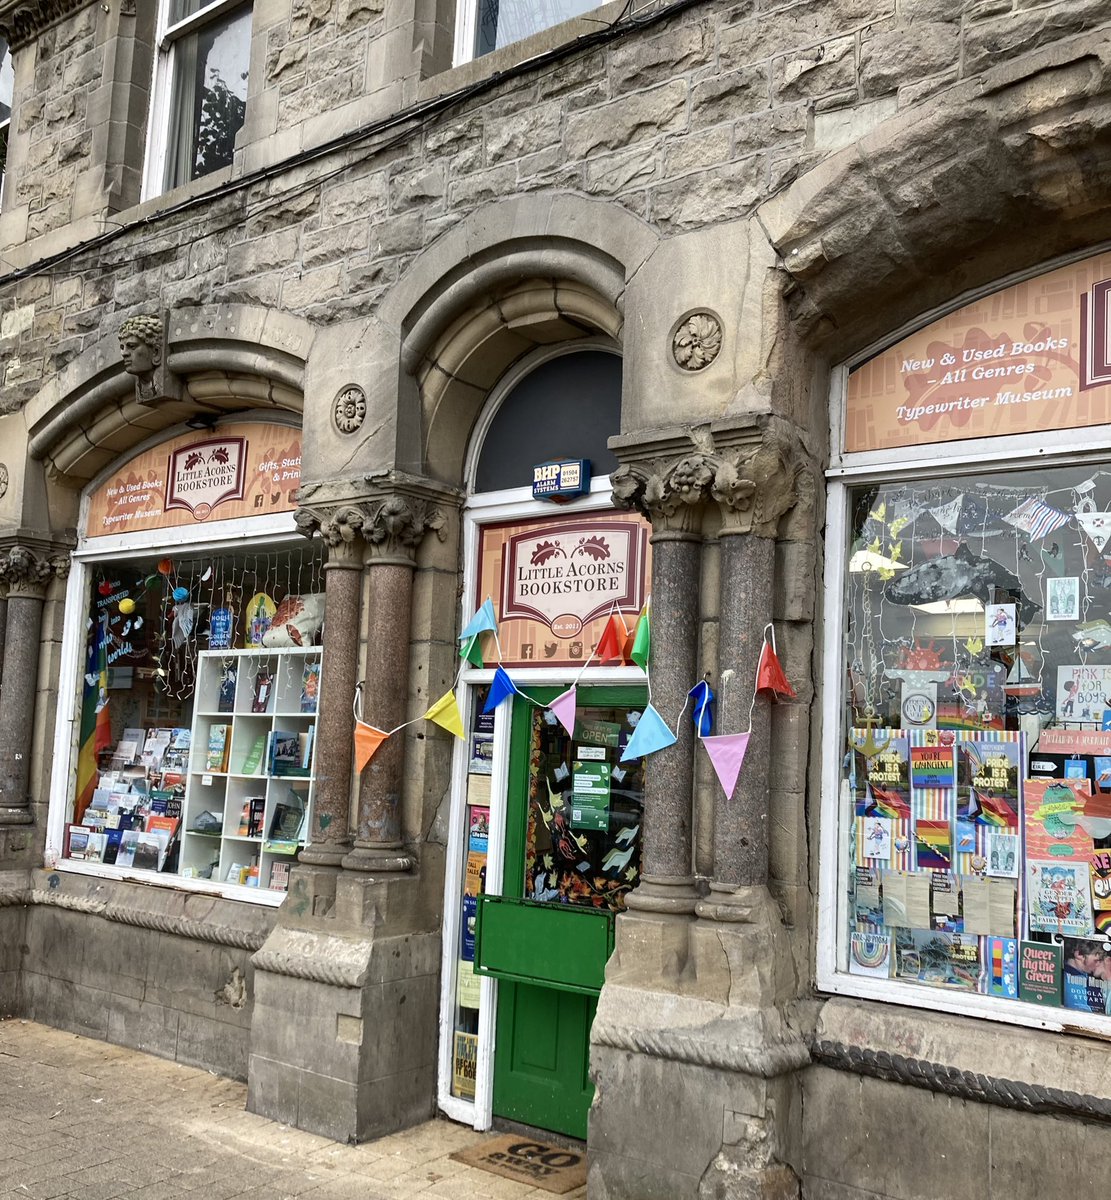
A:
532 458 591 501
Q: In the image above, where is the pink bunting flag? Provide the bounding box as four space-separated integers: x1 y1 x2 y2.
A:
549 685 578 737
701 732 751 800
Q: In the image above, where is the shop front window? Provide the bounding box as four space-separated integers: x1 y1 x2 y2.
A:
835 462 1111 1013
62 540 323 897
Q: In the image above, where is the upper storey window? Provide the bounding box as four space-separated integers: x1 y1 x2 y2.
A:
0 38 13 208
144 0 251 197
455 0 601 62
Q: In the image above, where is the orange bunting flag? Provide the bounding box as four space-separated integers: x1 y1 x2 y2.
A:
755 640 796 699
595 611 629 665
354 721 389 771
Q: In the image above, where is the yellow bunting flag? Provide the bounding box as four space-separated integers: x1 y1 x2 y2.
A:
423 690 465 739
354 721 389 771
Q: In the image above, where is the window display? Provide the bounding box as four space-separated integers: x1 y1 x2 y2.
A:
838 464 1111 1014
61 542 323 896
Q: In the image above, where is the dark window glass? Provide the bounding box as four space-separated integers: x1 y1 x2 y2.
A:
474 351 621 493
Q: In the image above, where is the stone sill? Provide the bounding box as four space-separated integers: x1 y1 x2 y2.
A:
815 994 1111 1104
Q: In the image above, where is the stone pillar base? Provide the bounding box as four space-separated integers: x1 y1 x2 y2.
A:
340 843 413 873
589 892 806 1198
0 808 33 826
248 873 439 1142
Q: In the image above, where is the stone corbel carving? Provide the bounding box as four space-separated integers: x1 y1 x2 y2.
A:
0 543 70 597
117 314 182 407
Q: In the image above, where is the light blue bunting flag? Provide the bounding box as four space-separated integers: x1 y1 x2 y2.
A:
459 597 498 642
620 703 677 762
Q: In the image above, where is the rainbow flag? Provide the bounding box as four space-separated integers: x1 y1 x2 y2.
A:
74 616 110 823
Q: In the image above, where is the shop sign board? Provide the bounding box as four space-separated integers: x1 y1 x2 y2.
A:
85 422 301 538
477 511 650 668
845 249 1111 453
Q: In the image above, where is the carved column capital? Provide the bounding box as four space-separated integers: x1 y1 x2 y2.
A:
710 419 811 538
611 451 717 537
362 492 447 566
0 543 70 598
295 504 369 569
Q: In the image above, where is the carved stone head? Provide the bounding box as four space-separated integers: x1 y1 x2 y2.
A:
118 315 173 405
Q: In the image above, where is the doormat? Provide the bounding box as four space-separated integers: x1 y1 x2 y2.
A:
452 1134 588 1194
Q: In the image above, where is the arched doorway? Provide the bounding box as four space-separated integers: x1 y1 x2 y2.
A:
437 345 653 1140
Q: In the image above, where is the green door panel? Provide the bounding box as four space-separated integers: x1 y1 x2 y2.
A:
474 894 615 995
493 980 597 1141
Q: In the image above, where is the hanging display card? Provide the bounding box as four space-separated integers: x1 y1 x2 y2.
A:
910 744 956 789
571 761 612 832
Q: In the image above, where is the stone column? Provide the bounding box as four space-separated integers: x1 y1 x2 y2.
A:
343 490 445 874
0 581 8 689
294 506 367 867
698 419 806 917
612 447 717 913
0 545 68 825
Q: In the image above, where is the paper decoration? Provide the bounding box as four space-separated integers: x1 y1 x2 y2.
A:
483 667 519 713
354 721 388 771
620 704 677 762
460 598 497 642
630 604 650 670
756 640 795 699
171 602 195 650
1004 496 1069 540
424 691 465 739
1077 511 1111 553
688 681 714 737
595 611 629 665
549 686 578 737
929 494 964 535
701 732 750 799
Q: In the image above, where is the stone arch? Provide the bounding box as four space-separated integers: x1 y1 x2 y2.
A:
26 305 315 485
757 29 1111 356
381 195 658 486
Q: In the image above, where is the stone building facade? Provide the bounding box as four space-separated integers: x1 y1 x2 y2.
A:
2 0 1111 1196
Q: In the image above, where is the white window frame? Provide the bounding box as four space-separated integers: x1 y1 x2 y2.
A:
141 0 250 201
817 241 1111 1037
0 37 13 211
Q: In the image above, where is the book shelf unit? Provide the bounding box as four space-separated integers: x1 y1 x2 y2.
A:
182 648 321 895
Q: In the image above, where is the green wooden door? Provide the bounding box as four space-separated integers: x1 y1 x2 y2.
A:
478 686 647 1140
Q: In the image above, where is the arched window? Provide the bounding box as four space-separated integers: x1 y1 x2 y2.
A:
472 348 621 494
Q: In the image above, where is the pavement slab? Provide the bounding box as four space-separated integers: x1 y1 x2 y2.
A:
0 1020 586 1200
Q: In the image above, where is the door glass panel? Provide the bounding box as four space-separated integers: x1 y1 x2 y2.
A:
523 703 645 911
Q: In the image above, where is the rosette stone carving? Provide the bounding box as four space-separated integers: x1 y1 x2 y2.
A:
672 312 723 371
333 386 367 435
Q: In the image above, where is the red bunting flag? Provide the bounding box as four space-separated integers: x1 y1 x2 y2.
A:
755 640 795 699
595 612 629 665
